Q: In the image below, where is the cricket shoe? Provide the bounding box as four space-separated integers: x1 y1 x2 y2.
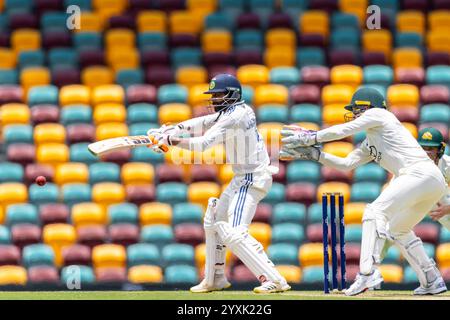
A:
190 275 231 293
344 269 384 296
413 277 447 295
253 280 291 294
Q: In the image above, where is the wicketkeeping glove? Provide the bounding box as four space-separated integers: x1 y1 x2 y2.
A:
279 145 321 162
281 125 318 148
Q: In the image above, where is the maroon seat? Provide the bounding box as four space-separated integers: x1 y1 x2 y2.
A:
301 66 330 87
434 0 450 9
156 164 184 183
52 67 80 87
253 203 272 224
174 223 205 247
362 52 387 65
306 223 323 242
390 107 419 123
203 52 233 67
310 0 338 12
235 50 263 66
9 13 38 29
96 267 127 283
321 167 353 183
329 50 360 67
42 31 71 49
109 224 139 246
0 85 23 104
126 84 157 104
268 13 293 29
36 0 63 13
129 0 153 13
7 144 35 166
126 184 156 205
39 203 69 225
30 105 60 124
100 149 131 165
66 124 95 144
25 163 54 185
418 122 448 139
159 0 186 11
272 162 286 183
236 13 261 29
290 84 321 104
77 225 107 248
426 51 450 66
141 50 170 67
232 264 257 283
28 265 59 284
395 68 425 87
0 245 21 265
345 264 360 282
108 15 135 29
170 34 198 47
79 50 105 68
62 244 91 266
442 267 450 281
420 85 450 104
342 243 360 265
146 66 174 87
0 33 9 48
413 223 440 245
299 34 326 47
11 224 41 249
403 0 428 11
190 165 218 183
208 65 236 79
286 183 316 205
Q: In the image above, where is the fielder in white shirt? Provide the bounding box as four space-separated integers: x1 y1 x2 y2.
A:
280 87 447 296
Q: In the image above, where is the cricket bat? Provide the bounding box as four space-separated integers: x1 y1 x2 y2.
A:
88 135 169 156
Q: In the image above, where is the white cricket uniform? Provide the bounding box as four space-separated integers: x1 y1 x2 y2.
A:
435 155 450 230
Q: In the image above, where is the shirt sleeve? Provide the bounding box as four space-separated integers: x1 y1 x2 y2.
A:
318 142 372 171
176 113 219 136
316 109 384 143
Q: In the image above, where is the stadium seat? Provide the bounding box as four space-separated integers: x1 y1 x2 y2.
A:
128 265 163 283
127 243 160 267
351 182 382 202
330 65 363 86
62 183 92 206
268 243 299 265
354 163 387 183
140 202 172 226
71 203 107 228
0 265 27 285
61 265 95 284
22 243 54 268
162 243 195 266
271 223 304 245
286 161 321 183
165 265 198 284
42 223 76 266
299 243 326 267
379 264 403 283
92 244 126 269
156 182 188 205
92 182 126 207
346 224 362 243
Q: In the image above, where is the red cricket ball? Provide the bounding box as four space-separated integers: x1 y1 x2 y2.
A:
35 175 47 186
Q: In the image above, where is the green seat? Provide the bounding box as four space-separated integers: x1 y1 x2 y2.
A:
48 48 79 69
262 182 285 205
131 147 165 164
272 202 306 224
420 104 450 124
297 47 325 68
109 203 138 225
346 224 362 243
403 266 418 283
162 243 195 266
62 183 92 206
351 182 381 202
353 131 366 144
330 28 360 49
307 203 322 224
156 182 187 205
0 69 18 84
271 223 304 245
70 143 98 164
287 160 320 183
6 204 39 226
89 162 120 184
172 203 203 225
116 69 144 89
205 12 233 30
440 228 450 243
302 266 324 283
29 183 59 205
164 265 198 284
270 67 301 87
127 243 160 267
141 225 174 246
268 243 299 265
354 163 387 183
396 32 422 48
242 85 254 104
257 105 289 123
363 65 393 86
0 162 24 183
290 104 321 124
426 66 450 86
61 105 92 125
0 226 11 244
73 32 102 50
23 244 55 268
61 265 95 284
235 29 263 50
171 48 201 68
3 125 33 145
18 50 45 69
331 12 360 30
27 85 59 106
157 84 188 105
127 103 158 123
138 32 167 50
382 245 401 263
129 122 158 136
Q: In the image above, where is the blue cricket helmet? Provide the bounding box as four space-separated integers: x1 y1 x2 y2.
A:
204 74 242 112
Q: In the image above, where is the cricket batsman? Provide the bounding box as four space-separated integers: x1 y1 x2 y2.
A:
147 74 291 293
280 87 447 296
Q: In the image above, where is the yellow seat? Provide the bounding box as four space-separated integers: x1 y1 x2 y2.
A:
1 103 30 125
322 85 354 105
344 202 366 224
81 66 114 89
0 183 28 208
76 12 103 32
107 48 140 72
34 123 66 145
0 206 4 224
59 85 91 106
249 222 271 249
54 163 89 185
137 10 167 32
187 0 217 13
219 164 234 185
188 83 209 107
11 29 41 54
176 66 207 87
429 10 450 32
397 11 425 35
392 48 422 69
316 182 351 203
140 202 172 226
165 147 194 166
387 84 419 107
0 266 27 285
362 30 392 60
36 143 69 166
426 31 450 55
95 122 129 141
257 122 283 146
339 0 367 25
92 244 126 269
236 65 270 88
92 182 126 207
323 141 354 158
266 28 296 49
379 264 403 283
436 243 450 268
300 10 329 37
92 85 125 105
202 30 232 53
195 243 232 269
105 29 135 49
254 84 289 107
43 223 77 266
188 182 221 208
402 122 418 139
93 0 127 11
71 202 107 228
0 48 16 68
193 144 226 166
158 103 192 125
170 10 201 34
121 163 155 185
128 265 163 283
93 103 126 125
322 104 347 125
20 67 51 93
264 47 295 69
276 265 302 283
330 65 363 86
299 243 325 267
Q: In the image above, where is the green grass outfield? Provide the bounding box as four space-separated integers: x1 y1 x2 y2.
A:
0 290 448 300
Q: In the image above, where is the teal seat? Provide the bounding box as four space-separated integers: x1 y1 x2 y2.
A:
287 160 320 183
424 243 435 258
0 162 24 183
330 28 360 49
6 204 39 226
268 243 299 265
127 243 160 267
172 203 203 225
109 203 138 225
205 12 233 30
127 103 158 123
235 29 263 50
0 15 7 32
41 12 68 31
372 0 398 12
262 183 285 204
29 183 59 205
280 0 306 29
346 225 362 243
0 69 18 84
73 32 102 50
141 225 174 246
272 202 306 224
290 104 322 124
351 182 381 202
257 105 289 123
61 105 92 125
396 32 422 48
23 244 55 268
307 203 322 224
403 266 418 283
242 85 254 104
131 147 165 164
71 143 99 164
0 226 11 244
270 67 301 87
363 65 393 86
426 66 450 86
420 104 450 124
157 84 188 104
129 122 158 136
271 223 304 245
64 0 91 11
382 245 401 264
18 50 45 69
61 265 95 284
116 69 144 89
171 48 202 68
89 162 120 184
156 182 187 205
297 47 325 68
62 183 92 206
27 85 59 106
249 0 274 23
138 32 167 50
6 0 32 12
48 48 79 69
331 12 360 30
164 265 198 284
302 266 324 283
353 131 366 144
354 163 387 183
162 243 195 266
440 228 450 243
220 0 245 17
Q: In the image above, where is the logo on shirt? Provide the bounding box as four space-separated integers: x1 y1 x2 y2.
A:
367 143 382 162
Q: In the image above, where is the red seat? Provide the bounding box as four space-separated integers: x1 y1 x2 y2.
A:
109 224 139 247
301 67 330 87
272 162 286 184
101 149 131 166
0 245 21 265
11 224 41 249
62 244 91 266
28 265 59 283
390 107 419 124
420 85 450 104
190 165 218 183
413 223 440 245
25 163 54 185
77 226 107 248
66 124 95 144
232 264 257 283
30 105 60 124
40 203 69 225
306 223 323 243
126 184 156 206
290 84 321 104
237 13 261 29
170 34 198 47
146 66 174 87
395 68 424 87
126 84 157 104
174 223 205 247
141 50 170 67
156 164 184 183
286 182 317 205
321 167 352 183
0 85 23 104
7 144 35 166
235 50 263 66
253 203 272 224
96 267 127 283
362 52 387 66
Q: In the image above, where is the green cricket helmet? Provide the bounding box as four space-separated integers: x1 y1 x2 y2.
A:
344 87 387 121
418 127 446 159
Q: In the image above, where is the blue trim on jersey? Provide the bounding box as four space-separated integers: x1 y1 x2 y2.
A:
232 173 248 227
235 173 253 227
